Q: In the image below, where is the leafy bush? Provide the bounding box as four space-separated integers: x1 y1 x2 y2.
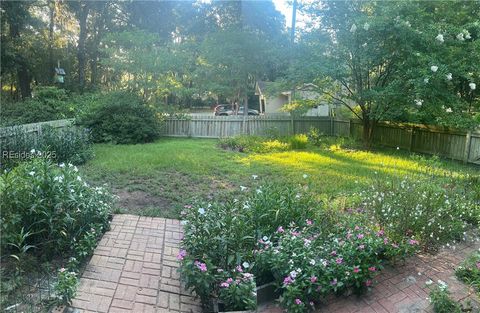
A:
179 181 325 310
1 87 74 127
429 285 462 313
455 252 480 294
307 127 359 150
358 175 479 250
76 91 160 144
288 134 308 149
256 213 417 312
179 180 416 312
0 158 113 258
55 269 78 304
1 124 93 169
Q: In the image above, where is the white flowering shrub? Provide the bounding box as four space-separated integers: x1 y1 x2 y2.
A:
358 176 479 250
0 158 113 258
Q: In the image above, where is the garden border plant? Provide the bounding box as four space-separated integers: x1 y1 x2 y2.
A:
0 157 114 308
178 178 420 312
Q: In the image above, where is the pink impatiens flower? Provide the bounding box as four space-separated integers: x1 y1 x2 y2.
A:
306 219 313 225
365 280 373 287
295 299 302 305
220 282 230 288
368 266 376 272
236 265 243 273
310 276 318 283
476 262 480 270
226 278 233 283
277 226 284 233
357 233 364 239
376 230 385 237
331 278 338 286
331 250 337 256
336 258 343 264
409 239 419 245
283 276 294 286
353 266 360 273
194 261 207 272
177 249 187 261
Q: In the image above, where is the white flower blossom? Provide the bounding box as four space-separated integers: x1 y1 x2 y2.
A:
242 262 250 269
445 107 452 113
240 186 247 191
198 208 206 215
28 171 35 176
431 65 438 72
414 99 424 107
303 174 308 179
363 23 370 31
446 73 452 80
251 175 258 180
350 24 357 33
30 149 36 154
309 259 316 266
465 33 471 39
469 82 476 90
456 33 465 41
59 163 65 168
424 78 429 84
435 34 444 43
405 21 411 27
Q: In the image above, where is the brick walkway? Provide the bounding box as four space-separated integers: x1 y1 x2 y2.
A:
72 214 479 313
71 215 201 313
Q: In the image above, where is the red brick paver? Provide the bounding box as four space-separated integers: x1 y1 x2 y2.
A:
71 215 201 313
260 240 480 313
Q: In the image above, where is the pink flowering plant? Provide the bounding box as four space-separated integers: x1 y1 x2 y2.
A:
256 214 418 312
218 269 256 311
179 182 327 310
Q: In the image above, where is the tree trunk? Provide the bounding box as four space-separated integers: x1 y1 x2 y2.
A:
17 63 31 99
48 0 55 83
362 117 375 149
243 95 248 116
77 3 89 93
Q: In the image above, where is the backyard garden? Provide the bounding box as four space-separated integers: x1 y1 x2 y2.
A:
1 0 480 312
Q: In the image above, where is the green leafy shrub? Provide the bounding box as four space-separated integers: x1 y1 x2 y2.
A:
358 175 479 250
77 92 160 144
218 135 290 153
307 127 360 150
1 124 93 168
0 158 113 258
256 213 417 312
179 180 416 312
1 87 74 127
179 181 324 310
288 134 308 149
429 285 462 313
55 269 78 305
455 252 480 294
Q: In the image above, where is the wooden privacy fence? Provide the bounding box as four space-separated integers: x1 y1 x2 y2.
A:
1 117 478 165
162 116 480 165
0 119 74 144
161 115 350 138
349 120 480 165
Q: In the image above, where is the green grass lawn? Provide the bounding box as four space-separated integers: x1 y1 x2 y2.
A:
81 137 479 218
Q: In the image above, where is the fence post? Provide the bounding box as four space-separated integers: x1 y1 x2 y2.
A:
408 126 414 152
463 131 472 163
291 115 295 135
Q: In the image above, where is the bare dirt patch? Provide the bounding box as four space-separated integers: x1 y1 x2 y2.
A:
114 189 171 210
